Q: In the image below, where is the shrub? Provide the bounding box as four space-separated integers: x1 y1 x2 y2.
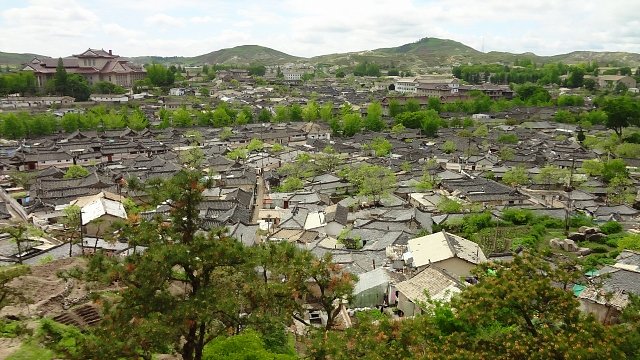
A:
461 212 493 235
512 235 540 249
538 216 564 229
618 234 640 251
0 320 27 338
600 221 623 235
590 246 609 254
570 213 594 228
501 208 535 225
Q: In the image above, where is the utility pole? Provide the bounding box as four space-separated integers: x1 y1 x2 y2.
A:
564 158 576 236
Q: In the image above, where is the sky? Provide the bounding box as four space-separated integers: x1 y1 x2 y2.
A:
1 0 639 58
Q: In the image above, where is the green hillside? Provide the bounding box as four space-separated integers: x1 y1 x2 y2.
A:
3 37 640 70
0 51 46 66
190 44 300 65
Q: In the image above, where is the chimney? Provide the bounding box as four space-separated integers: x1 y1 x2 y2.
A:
108 49 112 55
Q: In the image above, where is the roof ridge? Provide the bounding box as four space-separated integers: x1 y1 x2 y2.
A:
441 230 457 257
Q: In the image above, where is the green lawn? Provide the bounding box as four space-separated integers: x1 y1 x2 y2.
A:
6 343 54 360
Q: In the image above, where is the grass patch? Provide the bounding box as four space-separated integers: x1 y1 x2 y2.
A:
6 343 54 360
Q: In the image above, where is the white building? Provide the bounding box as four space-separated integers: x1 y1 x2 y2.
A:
395 77 418 93
169 88 186 96
90 94 129 103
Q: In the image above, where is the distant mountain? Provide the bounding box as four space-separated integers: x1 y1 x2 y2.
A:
129 45 300 66
0 51 47 66
190 45 300 65
3 38 640 70
312 37 640 70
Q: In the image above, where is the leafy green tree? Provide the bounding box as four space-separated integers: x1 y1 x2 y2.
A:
258 108 272 122
388 98 403 117
342 113 362 137
367 137 392 157
226 148 248 161
289 104 303 121
497 133 519 144
278 177 304 192
441 140 457 154
581 159 604 176
145 63 175 87
202 330 295 360
341 164 396 202
302 101 320 121
364 102 384 131
534 165 569 189
428 97 442 112
437 198 462 213
319 102 334 122
405 98 421 112
472 124 489 138
92 81 126 94
607 176 635 205
246 138 264 152
173 108 194 127
390 123 405 135
602 96 640 139
602 158 629 183
499 146 515 161
273 105 289 123
208 107 229 127
63 205 81 257
127 109 148 131
1 113 27 139
63 165 90 179
70 170 349 360
502 166 529 187
54 57 67 95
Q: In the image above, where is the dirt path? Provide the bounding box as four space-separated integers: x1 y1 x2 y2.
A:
252 175 265 223
0 338 22 360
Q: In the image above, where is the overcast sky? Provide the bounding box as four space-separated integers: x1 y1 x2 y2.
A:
1 0 639 58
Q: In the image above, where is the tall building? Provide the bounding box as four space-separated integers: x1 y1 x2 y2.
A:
23 48 146 88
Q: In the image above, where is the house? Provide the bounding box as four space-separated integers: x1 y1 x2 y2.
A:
70 191 127 237
597 75 636 90
169 88 186 96
394 266 463 316
23 48 145 88
404 230 486 277
352 267 404 308
578 251 640 324
90 94 129 103
395 77 418 93
324 203 348 236
0 96 74 109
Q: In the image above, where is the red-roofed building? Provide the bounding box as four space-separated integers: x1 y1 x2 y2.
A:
22 48 146 89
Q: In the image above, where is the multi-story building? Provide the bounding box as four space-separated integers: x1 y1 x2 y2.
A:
23 48 146 88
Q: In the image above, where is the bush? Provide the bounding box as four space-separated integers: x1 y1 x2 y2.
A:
600 221 623 235
570 213 594 228
461 212 493 235
512 235 540 249
618 234 640 251
538 216 564 229
0 320 27 338
501 208 535 225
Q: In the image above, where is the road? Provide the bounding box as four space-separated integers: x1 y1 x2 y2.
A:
252 174 266 223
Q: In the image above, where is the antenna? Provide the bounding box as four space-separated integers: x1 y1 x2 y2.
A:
481 37 485 53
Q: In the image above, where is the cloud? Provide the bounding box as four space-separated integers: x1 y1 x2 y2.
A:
0 0 639 58
144 13 185 27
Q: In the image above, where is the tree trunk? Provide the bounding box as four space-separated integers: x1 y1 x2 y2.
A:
16 239 22 264
182 323 198 360
195 322 206 360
